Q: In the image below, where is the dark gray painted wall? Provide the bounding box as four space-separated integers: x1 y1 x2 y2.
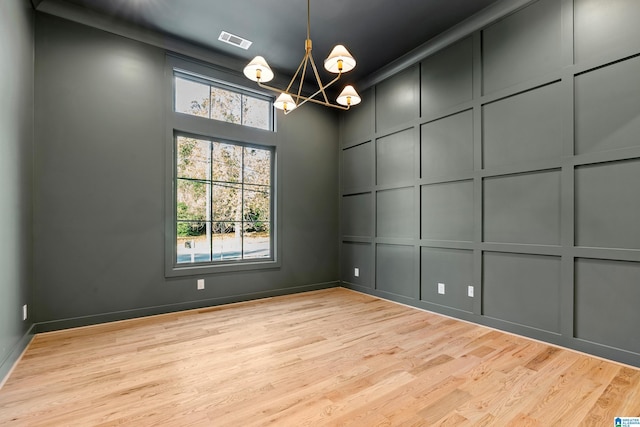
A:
33 13 339 330
0 0 35 381
340 0 640 367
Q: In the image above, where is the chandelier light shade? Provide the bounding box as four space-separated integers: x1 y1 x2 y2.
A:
273 93 297 112
336 85 362 106
243 56 274 83
242 0 361 114
324 45 356 73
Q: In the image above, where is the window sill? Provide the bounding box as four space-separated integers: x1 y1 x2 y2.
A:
165 258 281 278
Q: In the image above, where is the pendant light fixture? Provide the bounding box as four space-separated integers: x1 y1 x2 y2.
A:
243 0 361 114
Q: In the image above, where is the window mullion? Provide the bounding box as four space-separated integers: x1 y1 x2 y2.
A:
240 147 245 260
208 84 213 120
208 139 213 262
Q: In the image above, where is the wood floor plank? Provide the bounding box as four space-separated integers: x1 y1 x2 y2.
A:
1 288 639 426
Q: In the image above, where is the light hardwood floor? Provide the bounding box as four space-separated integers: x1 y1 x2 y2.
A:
1 288 639 426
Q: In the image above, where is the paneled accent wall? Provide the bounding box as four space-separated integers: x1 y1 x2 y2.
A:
339 0 640 367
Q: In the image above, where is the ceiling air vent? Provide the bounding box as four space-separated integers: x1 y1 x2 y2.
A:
218 31 252 50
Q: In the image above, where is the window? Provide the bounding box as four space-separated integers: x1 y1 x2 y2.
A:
166 57 279 276
174 72 273 131
175 135 273 265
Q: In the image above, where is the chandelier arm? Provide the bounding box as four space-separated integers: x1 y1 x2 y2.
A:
285 94 350 113
257 71 343 109
291 71 341 110
308 54 330 104
256 80 288 94
295 53 311 103
255 80 350 112
286 53 309 93
256 78 332 101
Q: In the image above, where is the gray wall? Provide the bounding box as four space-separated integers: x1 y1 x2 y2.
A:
340 0 640 367
33 13 339 330
0 0 35 381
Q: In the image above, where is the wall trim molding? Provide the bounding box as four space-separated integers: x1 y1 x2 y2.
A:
2 282 336 386
0 325 35 389
358 0 537 90
342 282 640 368
34 281 339 334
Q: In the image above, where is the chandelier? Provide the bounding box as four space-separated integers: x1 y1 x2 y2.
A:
242 0 361 114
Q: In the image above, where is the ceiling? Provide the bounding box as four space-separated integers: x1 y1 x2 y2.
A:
36 0 502 85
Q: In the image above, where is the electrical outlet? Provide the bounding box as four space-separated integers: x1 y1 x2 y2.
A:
197 279 205 290
354 267 360 277
23 304 27 321
438 282 445 295
468 285 474 298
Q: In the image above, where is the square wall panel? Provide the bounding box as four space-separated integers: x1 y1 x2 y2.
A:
341 87 373 144
342 141 372 192
377 187 414 238
483 82 563 169
483 252 561 333
376 66 419 130
342 193 372 238
421 37 473 117
421 180 473 242
575 55 640 155
575 258 640 354
377 244 415 298
341 242 373 288
421 110 473 178
575 0 640 64
420 247 473 313
575 159 640 250
483 170 561 245
377 129 415 186
482 0 562 94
